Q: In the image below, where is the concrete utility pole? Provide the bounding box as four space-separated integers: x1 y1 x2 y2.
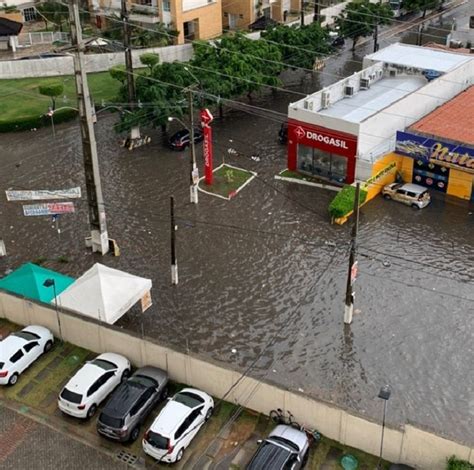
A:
300 0 305 26
170 196 178 285
188 88 199 204
313 0 320 23
344 182 360 325
68 0 109 255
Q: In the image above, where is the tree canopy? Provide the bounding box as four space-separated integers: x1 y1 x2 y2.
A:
39 82 64 110
335 0 393 50
36 2 69 32
261 22 332 69
402 0 440 17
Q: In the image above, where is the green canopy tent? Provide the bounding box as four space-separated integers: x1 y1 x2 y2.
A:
0 263 74 303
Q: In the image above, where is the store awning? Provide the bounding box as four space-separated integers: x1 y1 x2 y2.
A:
0 263 74 302
54 263 152 324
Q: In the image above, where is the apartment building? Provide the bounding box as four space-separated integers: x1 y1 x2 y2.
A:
222 0 299 30
91 0 222 44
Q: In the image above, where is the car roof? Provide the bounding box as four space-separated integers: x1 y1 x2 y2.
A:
101 381 146 417
0 335 26 360
400 183 427 194
246 439 292 470
150 401 191 436
63 362 107 395
269 425 308 451
132 366 168 385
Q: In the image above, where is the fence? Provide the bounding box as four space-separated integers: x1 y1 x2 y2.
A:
17 32 70 46
0 43 193 79
0 289 472 469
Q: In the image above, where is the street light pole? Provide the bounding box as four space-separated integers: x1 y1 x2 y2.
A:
377 385 391 469
170 196 178 285
43 279 62 341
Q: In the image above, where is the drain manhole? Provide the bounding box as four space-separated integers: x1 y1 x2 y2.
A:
116 450 138 465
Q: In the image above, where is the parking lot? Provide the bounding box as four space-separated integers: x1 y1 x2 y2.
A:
0 319 390 469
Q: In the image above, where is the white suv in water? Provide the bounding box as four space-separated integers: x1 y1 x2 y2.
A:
382 183 431 209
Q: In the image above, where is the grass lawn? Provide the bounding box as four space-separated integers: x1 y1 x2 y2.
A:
0 72 120 131
199 164 256 200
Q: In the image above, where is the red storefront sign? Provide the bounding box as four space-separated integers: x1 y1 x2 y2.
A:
200 109 214 185
287 119 358 183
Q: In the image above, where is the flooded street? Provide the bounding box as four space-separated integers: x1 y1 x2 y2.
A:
1 13 474 445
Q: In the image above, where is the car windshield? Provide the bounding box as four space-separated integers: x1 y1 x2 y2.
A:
13 331 40 341
92 358 117 370
270 436 300 452
129 374 158 389
99 413 124 428
61 388 82 404
146 431 169 449
173 391 204 408
247 441 291 469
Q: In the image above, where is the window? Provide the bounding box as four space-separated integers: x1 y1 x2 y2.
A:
174 414 191 440
13 331 40 341
10 350 24 363
87 377 103 397
174 391 204 408
146 431 169 449
283 454 298 469
92 359 117 371
24 342 39 353
297 144 348 183
23 7 37 22
61 388 82 404
163 0 171 12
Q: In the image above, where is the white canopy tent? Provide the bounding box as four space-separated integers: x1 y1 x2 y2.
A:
54 263 152 324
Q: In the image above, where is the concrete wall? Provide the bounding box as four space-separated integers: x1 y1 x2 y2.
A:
0 43 193 79
1 289 473 469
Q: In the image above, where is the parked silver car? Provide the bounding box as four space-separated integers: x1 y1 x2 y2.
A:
382 183 431 209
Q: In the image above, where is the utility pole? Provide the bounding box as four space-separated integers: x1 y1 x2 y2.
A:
417 23 424 46
68 0 109 255
170 196 178 285
344 182 360 325
313 0 320 23
373 19 379 52
300 0 305 26
188 88 199 204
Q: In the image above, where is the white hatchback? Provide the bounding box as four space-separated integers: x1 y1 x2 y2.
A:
0 325 54 386
58 352 130 419
143 388 214 463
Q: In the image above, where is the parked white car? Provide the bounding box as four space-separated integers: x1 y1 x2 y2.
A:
0 325 54 386
58 352 130 419
143 388 214 463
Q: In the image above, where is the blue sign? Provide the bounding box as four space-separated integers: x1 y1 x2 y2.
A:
395 131 474 173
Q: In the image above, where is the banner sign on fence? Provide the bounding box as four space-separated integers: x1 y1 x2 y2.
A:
6 187 82 201
22 202 75 217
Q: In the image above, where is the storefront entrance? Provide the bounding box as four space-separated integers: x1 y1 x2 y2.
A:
297 144 348 183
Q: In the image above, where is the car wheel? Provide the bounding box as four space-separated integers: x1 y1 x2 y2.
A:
43 340 53 353
176 448 184 462
121 369 130 382
383 194 391 200
87 404 97 419
411 203 420 209
205 407 213 422
8 373 19 386
130 426 140 442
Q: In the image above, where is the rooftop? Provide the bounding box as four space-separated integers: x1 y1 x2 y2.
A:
364 43 472 73
0 17 23 36
409 86 474 145
318 75 425 123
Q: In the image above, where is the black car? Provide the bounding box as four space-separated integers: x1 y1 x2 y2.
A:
168 128 204 150
97 366 168 442
278 122 288 145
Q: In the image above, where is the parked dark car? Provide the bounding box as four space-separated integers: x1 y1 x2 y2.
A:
168 128 204 150
278 122 288 144
246 425 310 470
97 366 168 442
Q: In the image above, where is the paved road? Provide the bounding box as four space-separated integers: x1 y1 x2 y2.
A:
0 405 127 470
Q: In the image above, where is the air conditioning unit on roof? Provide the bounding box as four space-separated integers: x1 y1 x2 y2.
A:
344 85 354 97
321 91 330 109
303 100 313 110
360 78 370 90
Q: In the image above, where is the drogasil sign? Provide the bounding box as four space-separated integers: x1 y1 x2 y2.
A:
294 125 349 150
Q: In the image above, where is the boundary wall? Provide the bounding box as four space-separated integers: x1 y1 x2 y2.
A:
0 43 193 79
0 289 473 469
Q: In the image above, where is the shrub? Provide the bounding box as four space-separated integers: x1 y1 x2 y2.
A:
140 53 160 69
0 108 77 133
39 82 64 110
328 184 367 219
447 456 473 470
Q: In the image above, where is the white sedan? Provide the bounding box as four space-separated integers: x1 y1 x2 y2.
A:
143 388 214 463
0 325 54 386
58 352 131 419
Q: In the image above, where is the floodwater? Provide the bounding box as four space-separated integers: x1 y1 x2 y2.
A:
1 10 473 444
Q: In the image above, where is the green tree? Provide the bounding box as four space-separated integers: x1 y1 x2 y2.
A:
402 0 440 17
36 2 69 32
140 53 160 70
261 22 332 70
336 0 393 51
109 64 127 84
39 82 64 110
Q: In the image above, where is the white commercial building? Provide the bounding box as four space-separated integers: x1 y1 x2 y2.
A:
286 43 474 184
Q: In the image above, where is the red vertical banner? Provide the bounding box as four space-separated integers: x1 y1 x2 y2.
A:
200 109 214 186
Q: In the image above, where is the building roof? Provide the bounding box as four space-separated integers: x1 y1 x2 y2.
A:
364 43 472 73
318 75 426 123
423 42 472 55
409 86 474 145
0 17 23 36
